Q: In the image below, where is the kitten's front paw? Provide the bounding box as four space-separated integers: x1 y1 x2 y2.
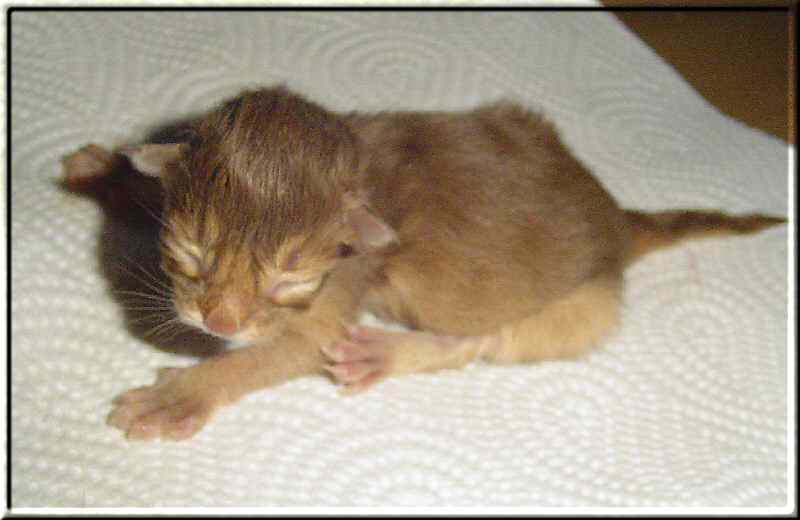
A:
107 366 223 441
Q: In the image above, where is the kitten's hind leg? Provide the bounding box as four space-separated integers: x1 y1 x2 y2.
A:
322 326 498 394
484 276 622 364
324 276 622 393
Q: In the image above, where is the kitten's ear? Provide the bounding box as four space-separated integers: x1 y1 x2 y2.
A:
120 143 186 177
344 195 398 252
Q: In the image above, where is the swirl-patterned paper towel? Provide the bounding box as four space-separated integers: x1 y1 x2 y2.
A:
10 10 788 508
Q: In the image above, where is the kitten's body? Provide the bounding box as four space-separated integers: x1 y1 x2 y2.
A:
349 105 629 334
63 86 784 441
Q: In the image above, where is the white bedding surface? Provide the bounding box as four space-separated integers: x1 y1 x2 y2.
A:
9 10 789 508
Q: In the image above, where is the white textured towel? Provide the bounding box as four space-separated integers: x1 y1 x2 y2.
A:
10 10 789 508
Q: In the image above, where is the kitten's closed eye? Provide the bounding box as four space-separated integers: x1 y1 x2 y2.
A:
267 276 324 307
161 235 205 280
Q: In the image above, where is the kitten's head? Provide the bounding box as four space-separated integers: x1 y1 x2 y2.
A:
124 87 395 344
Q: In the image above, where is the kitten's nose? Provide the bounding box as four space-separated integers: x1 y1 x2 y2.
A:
204 306 239 337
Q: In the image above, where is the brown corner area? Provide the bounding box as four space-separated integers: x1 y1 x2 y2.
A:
602 1 794 144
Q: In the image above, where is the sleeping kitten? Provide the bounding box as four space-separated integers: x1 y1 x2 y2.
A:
63 86 785 441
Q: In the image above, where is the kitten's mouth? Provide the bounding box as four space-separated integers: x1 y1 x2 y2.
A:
191 319 254 347
176 307 256 346
176 314 229 340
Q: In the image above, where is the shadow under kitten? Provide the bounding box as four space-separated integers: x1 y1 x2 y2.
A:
59 118 225 358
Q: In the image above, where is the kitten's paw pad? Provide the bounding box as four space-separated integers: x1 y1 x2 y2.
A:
107 367 220 441
322 337 391 394
125 399 213 441
62 144 116 182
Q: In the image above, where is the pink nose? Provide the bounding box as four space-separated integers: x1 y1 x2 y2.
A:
204 306 239 336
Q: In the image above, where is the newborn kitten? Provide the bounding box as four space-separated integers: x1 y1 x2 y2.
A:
63 86 785 441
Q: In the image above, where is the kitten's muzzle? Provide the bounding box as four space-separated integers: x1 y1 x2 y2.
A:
204 305 240 337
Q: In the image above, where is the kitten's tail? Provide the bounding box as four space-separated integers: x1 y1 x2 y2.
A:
624 209 786 265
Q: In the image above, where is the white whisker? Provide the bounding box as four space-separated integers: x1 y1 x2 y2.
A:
121 305 175 312
130 194 170 229
115 262 172 298
145 316 185 341
113 289 173 303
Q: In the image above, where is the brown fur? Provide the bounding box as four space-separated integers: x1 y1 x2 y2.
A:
63 86 785 441
349 102 631 334
624 209 786 265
